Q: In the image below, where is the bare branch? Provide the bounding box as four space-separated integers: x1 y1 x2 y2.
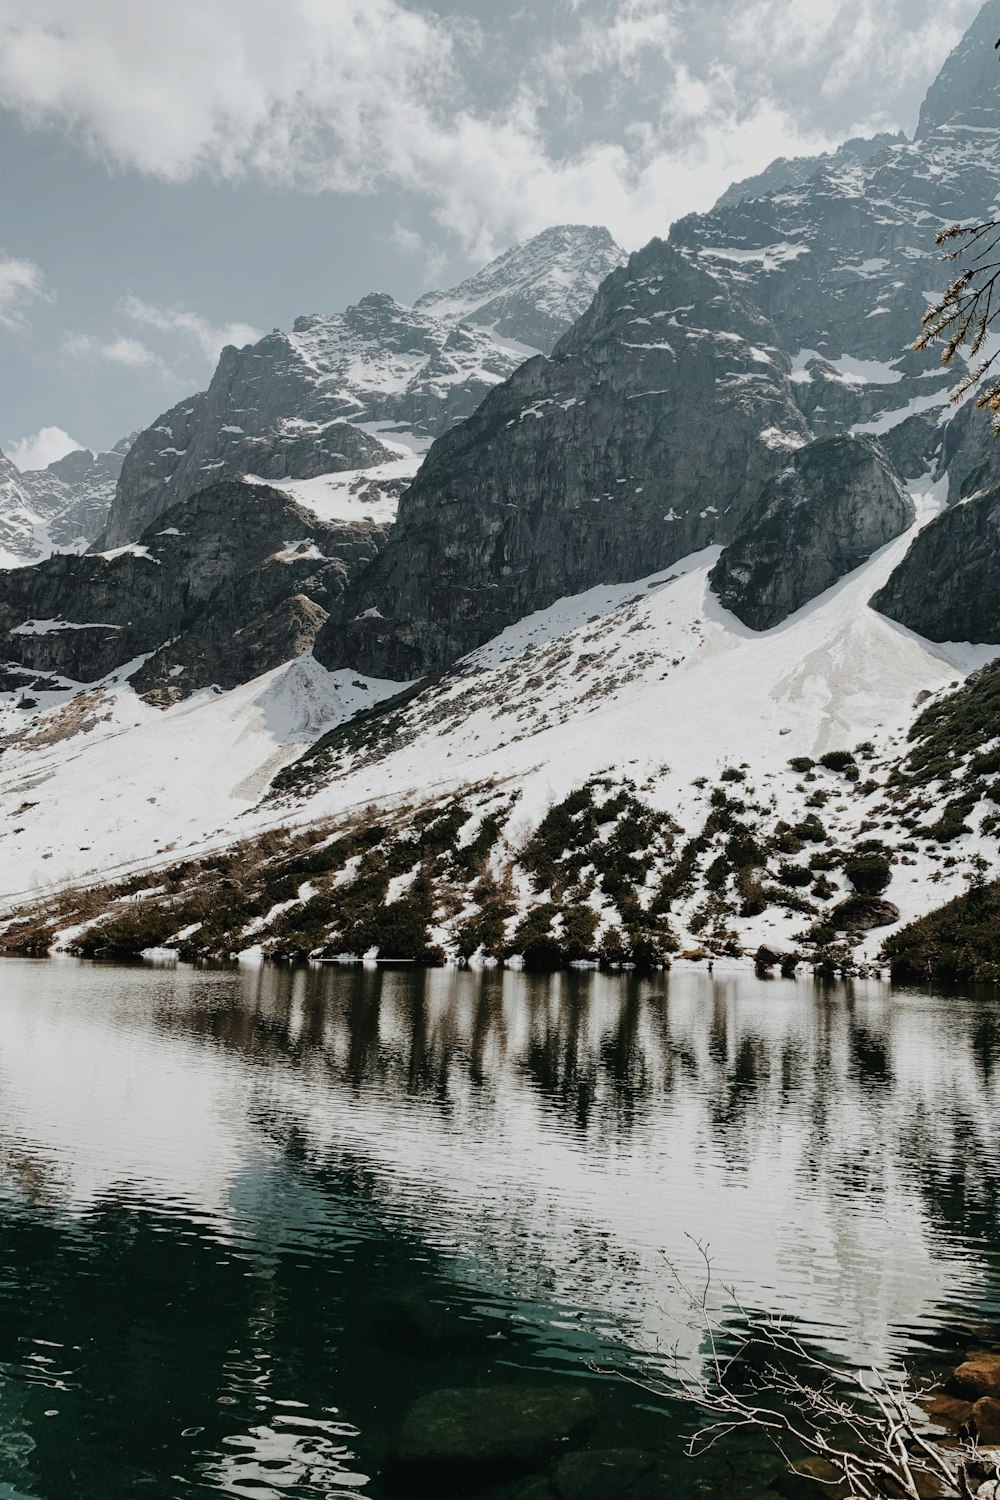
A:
597 1258 992 1500
921 217 1000 426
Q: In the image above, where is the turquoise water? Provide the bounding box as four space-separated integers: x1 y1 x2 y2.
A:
0 960 996 1498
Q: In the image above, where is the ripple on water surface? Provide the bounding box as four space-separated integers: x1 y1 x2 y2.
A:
0 960 995 1498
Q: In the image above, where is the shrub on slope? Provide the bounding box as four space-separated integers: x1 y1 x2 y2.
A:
883 880 1000 984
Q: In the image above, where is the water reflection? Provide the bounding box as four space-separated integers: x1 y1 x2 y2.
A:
0 961 995 1497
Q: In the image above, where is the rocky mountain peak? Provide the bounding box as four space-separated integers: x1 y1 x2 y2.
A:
415 224 627 352
0 437 132 566
714 133 906 211
916 0 1000 138
98 226 624 547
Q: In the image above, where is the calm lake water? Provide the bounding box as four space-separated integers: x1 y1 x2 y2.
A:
0 960 997 1499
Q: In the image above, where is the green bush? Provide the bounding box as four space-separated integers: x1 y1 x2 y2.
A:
883 879 1000 983
507 904 562 968
561 904 600 961
818 750 856 773
76 903 184 958
738 869 768 917
792 815 827 843
844 852 892 896
777 862 813 888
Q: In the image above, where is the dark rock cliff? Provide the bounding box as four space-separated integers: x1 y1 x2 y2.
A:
99 228 626 549
316 5 1000 680
871 484 1000 643
0 481 387 701
98 358 393 551
709 435 914 630
323 240 810 678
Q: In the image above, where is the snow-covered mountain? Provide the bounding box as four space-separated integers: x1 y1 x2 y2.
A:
0 437 131 567
331 25 1000 679
414 223 627 350
100 225 626 547
6 8 1000 978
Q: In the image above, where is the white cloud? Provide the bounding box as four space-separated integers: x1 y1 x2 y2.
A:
391 222 424 256
544 0 679 87
60 299 260 384
62 333 160 367
63 332 161 367
6 424 81 471
0 251 44 329
726 0 980 102
122 296 261 360
0 0 983 257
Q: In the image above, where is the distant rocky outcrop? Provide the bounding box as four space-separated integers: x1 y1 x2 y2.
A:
0 480 388 701
710 435 913 630
916 0 1000 138
714 133 905 210
325 239 811 679
871 484 1000 642
99 226 626 548
0 437 131 565
100 384 391 551
414 223 627 352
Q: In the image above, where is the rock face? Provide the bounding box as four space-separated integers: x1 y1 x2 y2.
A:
328 238 811 678
715 133 905 210
414 224 627 352
0 480 387 701
871 485 1000 643
99 226 625 548
0 437 131 565
710 435 913 630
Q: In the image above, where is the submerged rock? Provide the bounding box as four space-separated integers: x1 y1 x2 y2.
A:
390 1383 594 1488
480 1480 554 1500
952 1355 1000 1400
973 1397 1000 1446
773 1454 851 1500
551 1447 659 1500
919 1392 974 1431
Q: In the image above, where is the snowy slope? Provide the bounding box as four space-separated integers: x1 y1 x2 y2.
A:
10 17 1000 969
249 427 431 528
277 479 997 954
0 655 403 902
2 474 997 969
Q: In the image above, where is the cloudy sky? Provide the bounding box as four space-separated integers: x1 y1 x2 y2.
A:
0 0 984 466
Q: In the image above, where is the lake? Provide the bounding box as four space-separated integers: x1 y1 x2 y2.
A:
0 959 996 1499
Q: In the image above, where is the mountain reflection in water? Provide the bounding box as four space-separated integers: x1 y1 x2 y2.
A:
0 960 995 1499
